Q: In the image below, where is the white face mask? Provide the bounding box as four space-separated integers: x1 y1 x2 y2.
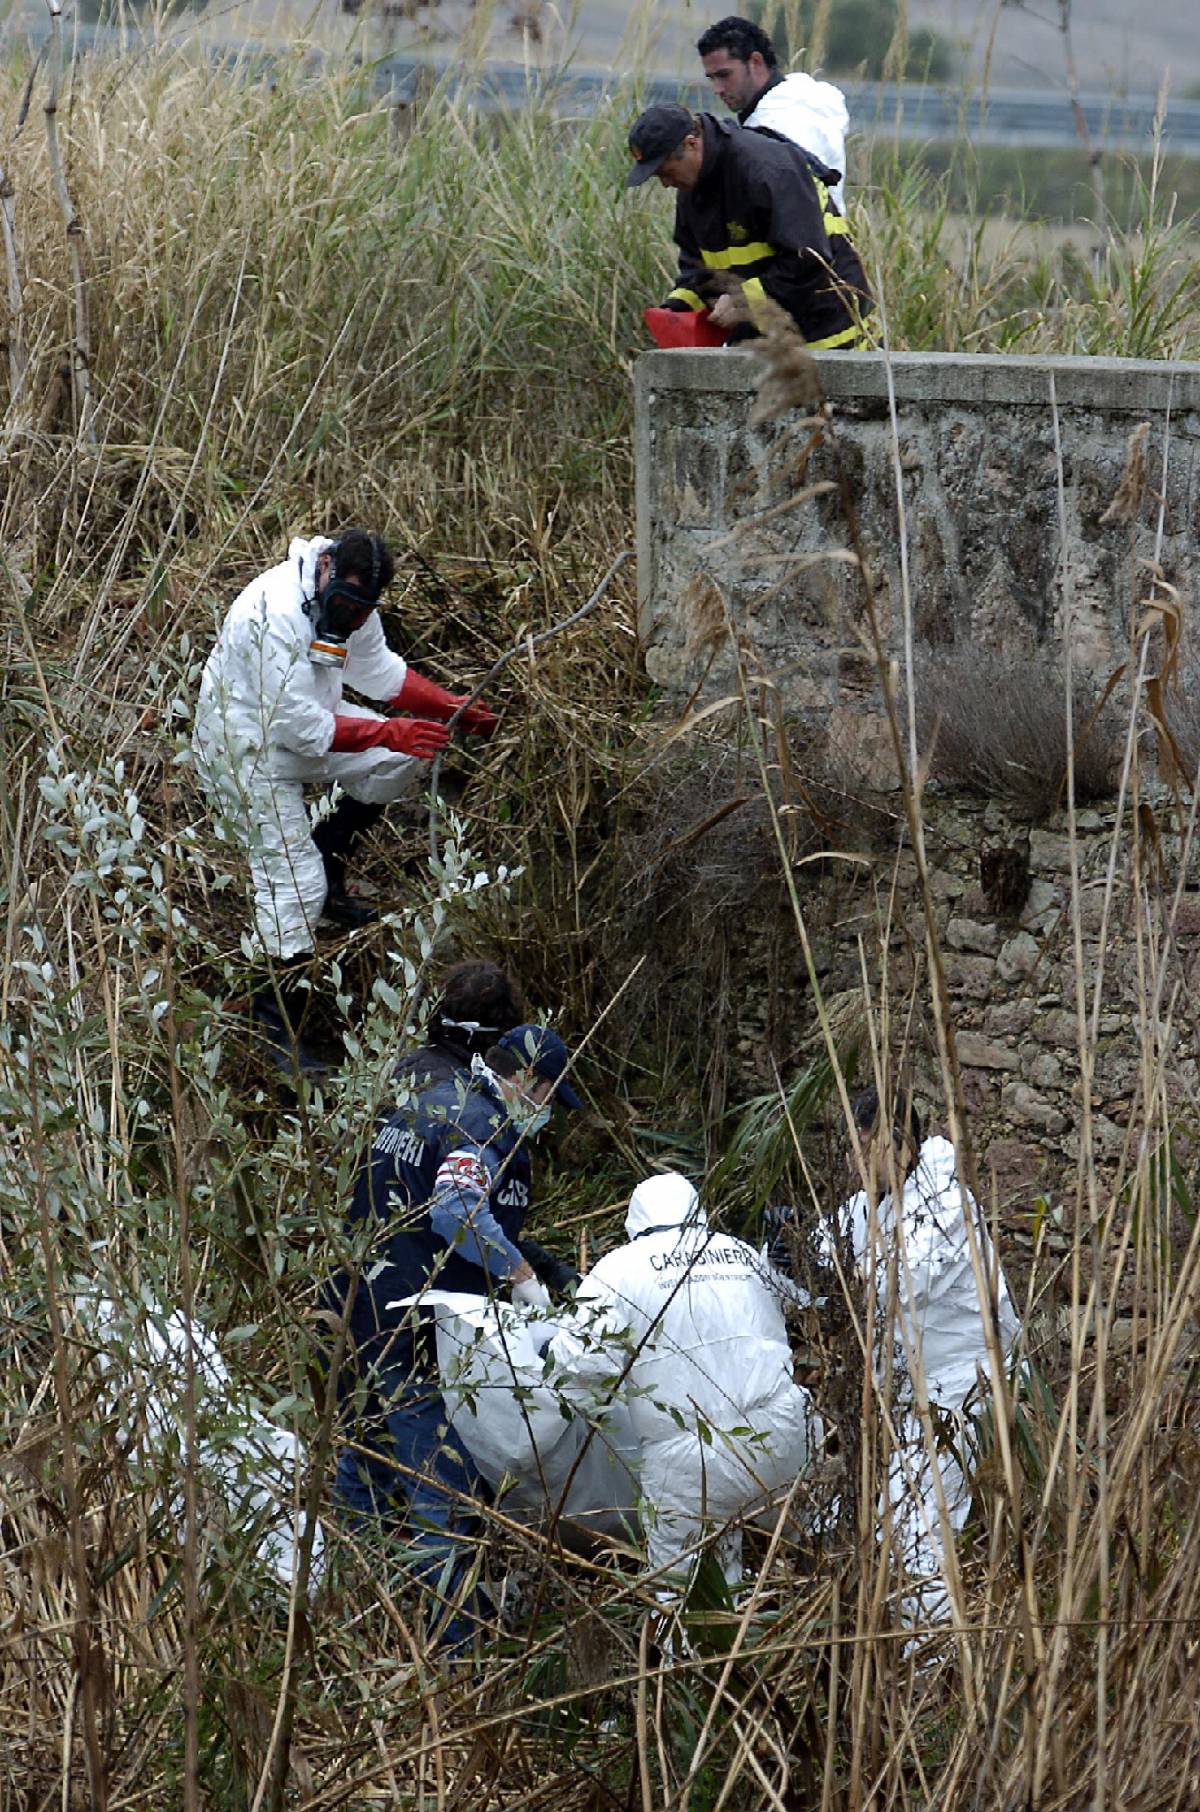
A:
509 1094 552 1139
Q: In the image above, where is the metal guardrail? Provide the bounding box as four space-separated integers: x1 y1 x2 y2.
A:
836 82 1198 153
6 20 1199 157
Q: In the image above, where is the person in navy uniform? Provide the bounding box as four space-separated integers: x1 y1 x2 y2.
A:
328 1024 582 1648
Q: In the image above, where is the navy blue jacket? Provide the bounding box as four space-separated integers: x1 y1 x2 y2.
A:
333 1073 532 1378
390 1035 473 1100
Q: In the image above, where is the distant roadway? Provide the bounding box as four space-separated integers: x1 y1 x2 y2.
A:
7 18 1200 157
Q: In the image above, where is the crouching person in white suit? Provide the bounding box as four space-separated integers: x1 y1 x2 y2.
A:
546 1171 818 1595
193 530 497 1063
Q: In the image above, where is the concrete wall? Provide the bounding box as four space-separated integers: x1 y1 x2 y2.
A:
636 348 1200 705
634 349 1200 1199
719 794 1200 1209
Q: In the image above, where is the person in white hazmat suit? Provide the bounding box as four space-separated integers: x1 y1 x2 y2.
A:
83 1293 323 1592
546 1171 819 1593
698 15 850 211
796 1088 1021 1624
193 530 497 1058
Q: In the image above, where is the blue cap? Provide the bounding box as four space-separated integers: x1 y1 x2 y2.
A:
494 1024 583 1110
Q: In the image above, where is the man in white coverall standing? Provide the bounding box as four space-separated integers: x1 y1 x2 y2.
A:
819 1089 1021 1623
193 531 497 1058
697 15 850 211
547 1171 818 1593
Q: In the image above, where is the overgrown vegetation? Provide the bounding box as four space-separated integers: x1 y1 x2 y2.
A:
3 35 1200 1812
913 647 1125 818
867 139 1200 229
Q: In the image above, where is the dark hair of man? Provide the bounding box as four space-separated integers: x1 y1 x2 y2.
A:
335 528 396 594
431 961 524 1053
696 15 778 67
484 1042 521 1080
850 1086 923 1158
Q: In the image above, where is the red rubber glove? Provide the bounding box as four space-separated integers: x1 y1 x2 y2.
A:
392 668 499 738
329 715 450 761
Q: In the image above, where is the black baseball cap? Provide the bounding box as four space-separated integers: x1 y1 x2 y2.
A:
626 104 697 187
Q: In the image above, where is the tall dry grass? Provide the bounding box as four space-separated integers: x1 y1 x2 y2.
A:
2 34 1200 1812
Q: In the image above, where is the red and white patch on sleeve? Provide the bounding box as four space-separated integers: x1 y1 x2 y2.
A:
436 1150 490 1198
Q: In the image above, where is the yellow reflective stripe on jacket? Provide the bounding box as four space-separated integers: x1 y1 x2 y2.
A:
700 241 774 270
807 320 867 350
740 277 867 348
667 287 706 311
740 276 771 331
813 177 850 236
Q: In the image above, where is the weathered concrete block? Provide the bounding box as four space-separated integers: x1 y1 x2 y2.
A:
984 1000 1036 1037
1003 1082 1069 1134
945 954 995 999
1173 893 1200 939
928 868 966 901
960 1067 993 1116
1032 1008 1080 1047
947 917 1000 954
1026 1052 1064 1091
997 931 1041 982
957 1032 1021 1072
983 1135 1049 1199
636 350 1200 715
1064 1113 1126 1161
1029 830 1074 870
1019 880 1062 932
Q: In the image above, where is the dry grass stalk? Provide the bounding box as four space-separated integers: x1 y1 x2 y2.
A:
41 0 94 446
746 292 827 424
0 153 26 408
1099 419 1150 525
913 646 1124 818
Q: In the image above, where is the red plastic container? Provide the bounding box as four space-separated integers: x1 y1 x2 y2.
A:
643 306 728 349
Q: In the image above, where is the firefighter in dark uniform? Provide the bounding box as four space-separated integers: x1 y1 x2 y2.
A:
625 103 871 349
328 1024 582 1648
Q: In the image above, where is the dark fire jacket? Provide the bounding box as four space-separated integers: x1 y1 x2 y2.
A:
665 114 871 349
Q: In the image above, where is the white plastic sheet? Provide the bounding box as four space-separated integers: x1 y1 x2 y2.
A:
392 1291 640 1543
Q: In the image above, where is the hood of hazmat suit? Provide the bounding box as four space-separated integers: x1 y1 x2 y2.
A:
547 1172 819 1570
193 535 408 781
743 72 850 212
835 1135 1021 1413
624 1170 704 1239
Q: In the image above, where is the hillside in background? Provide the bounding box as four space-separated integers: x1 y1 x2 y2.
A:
905 0 1199 96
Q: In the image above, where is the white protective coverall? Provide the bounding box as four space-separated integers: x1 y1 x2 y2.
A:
83 1294 323 1591
744 73 850 212
829 1136 1021 1621
547 1173 819 1588
192 536 420 958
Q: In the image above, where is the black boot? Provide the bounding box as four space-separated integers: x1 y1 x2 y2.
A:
249 955 329 1076
312 797 384 929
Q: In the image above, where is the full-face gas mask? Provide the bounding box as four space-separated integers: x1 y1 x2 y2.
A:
306 535 385 667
